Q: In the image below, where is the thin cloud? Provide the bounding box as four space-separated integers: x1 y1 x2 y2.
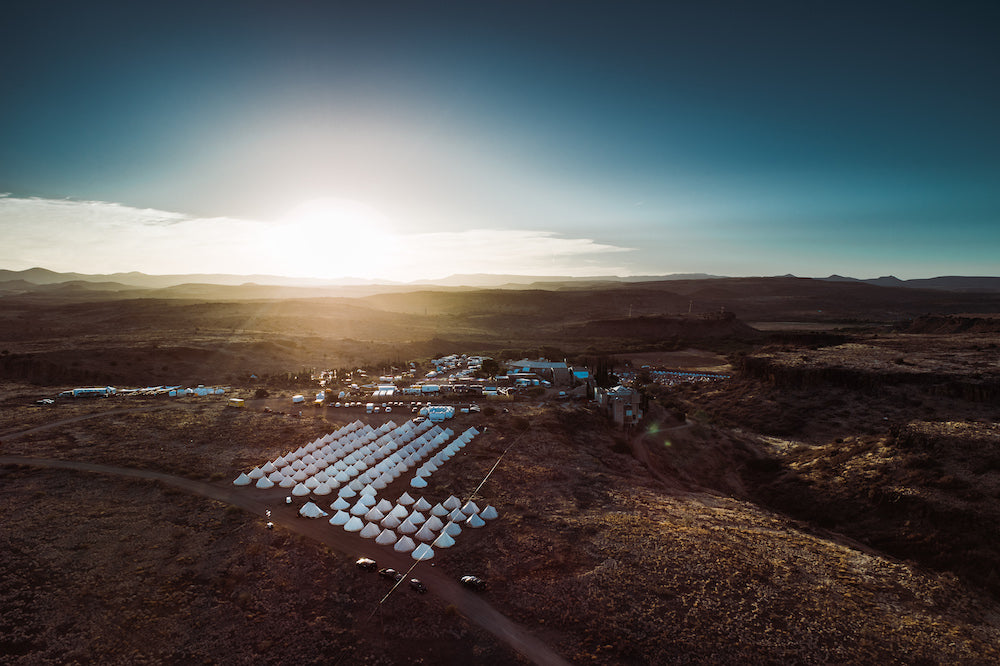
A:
0 196 635 280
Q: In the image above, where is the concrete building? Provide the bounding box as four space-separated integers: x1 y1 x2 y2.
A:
595 385 643 427
506 359 572 385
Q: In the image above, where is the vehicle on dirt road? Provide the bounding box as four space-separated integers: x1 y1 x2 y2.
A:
409 578 427 594
356 557 377 571
460 575 487 591
379 568 403 582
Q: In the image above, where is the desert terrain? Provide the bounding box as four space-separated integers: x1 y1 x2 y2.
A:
2 274 1000 664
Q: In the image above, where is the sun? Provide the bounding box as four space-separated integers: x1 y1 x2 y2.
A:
262 198 397 279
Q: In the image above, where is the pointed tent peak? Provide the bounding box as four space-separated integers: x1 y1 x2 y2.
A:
390 504 409 519
394 536 416 553
267 470 284 483
359 522 381 538
397 492 415 505
344 516 365 532
466 514 486 528
361 485 377 496
410 477 428 488
462 501 480 514
443 496 461 510
329 510 350 526
397 518 418 534
375 498 393 513
255 477 275 489
413 497 432 512
350 502 369 516
358 494 377 507
430 503 448 517
261 461 276 473
278 476 297 488
412 543 434 561
414 524 437 542
375 529 398 545
364 507 385 522
380 514 402 529
432 532 455 549
313 482 332 496
331 497 351 511
291 470 308 482
448 508 467 522
233 473 251 486
348 478 365 491
338 486 357 499
304 476 320 490
424 515 444 532
481 505 498 520
408 511 426 525
299 502 328 518
273 456 288 468
292 483 311 496
247 467 264 479
443 522 462 537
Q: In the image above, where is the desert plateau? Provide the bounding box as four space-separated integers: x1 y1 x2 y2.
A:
2 273 1000 664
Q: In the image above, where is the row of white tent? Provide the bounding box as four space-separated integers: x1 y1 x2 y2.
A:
233 418 495 560
232 418 461 494
300 491 498 560
408 427 479 489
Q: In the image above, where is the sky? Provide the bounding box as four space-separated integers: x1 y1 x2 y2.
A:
1 0 998 281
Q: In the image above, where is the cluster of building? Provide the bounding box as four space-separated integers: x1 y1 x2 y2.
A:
57 385 228 398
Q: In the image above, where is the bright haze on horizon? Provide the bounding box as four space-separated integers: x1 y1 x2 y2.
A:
1 1 998 282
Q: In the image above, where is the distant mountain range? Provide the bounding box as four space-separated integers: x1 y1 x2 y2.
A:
1 267 999 294
0 267 727 291
818 275 1000 292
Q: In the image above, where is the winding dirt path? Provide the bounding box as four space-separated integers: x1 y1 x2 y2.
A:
0 455 570 666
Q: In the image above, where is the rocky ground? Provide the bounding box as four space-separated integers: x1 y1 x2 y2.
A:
4 351 1000 664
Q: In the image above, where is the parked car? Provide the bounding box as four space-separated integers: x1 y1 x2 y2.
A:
356 557 377 571
378 568 403 582
35 398 55 405
409 578 427 594
460 575 487 591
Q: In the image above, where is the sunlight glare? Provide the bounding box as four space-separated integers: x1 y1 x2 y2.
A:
263 198 397 278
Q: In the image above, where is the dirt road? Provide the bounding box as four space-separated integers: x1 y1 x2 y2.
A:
0 455 570 666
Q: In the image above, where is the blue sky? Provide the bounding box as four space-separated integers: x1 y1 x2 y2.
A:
1 1 998 280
